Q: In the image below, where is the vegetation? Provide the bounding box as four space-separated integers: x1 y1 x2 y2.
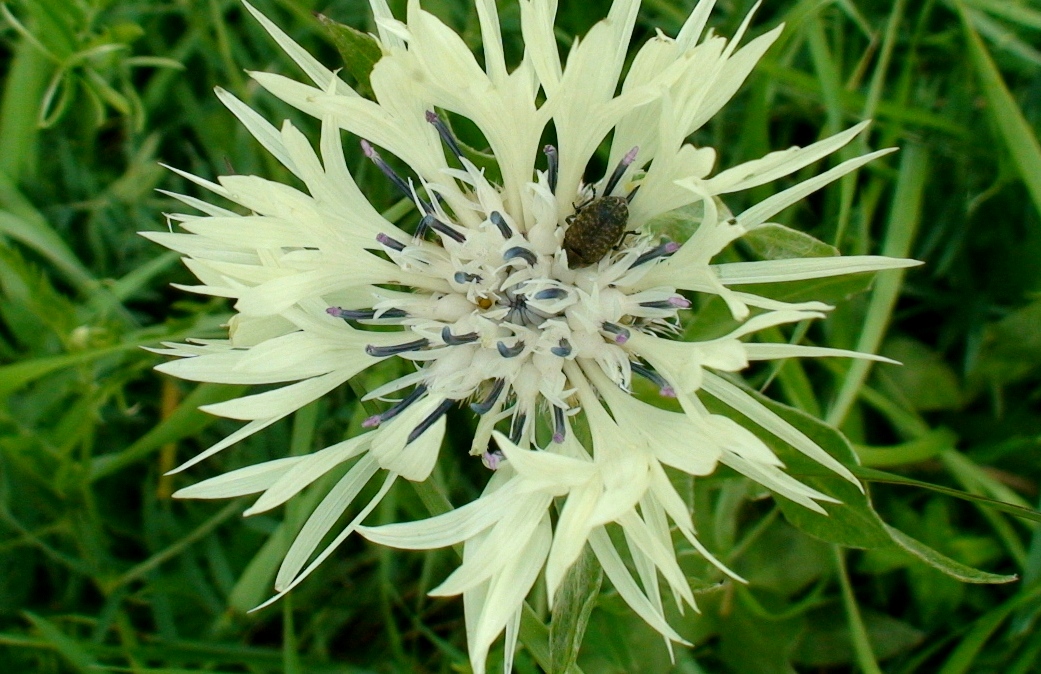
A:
1 0 1040 671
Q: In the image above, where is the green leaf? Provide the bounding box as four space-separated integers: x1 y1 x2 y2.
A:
937 581 1041 674
550 545 602 674
957 0 1041 220
707 386 1031 582
853 466 1041 525
969 299 1041 389
707 388 896 550
317 14 383 95
885 525 1017 584
741 223 839 260
88 382 248 481
23 612 99 672
854 427 957 468
877 336 963 412
643 201 703 243
736 272 878 306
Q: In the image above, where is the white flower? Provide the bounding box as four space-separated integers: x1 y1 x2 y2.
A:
147 0 919 667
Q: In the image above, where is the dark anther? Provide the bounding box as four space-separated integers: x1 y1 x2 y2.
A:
327 307 406 320
421 214 467 243
543 145 558 194
426 110 465 160
490 211 513 239
497 340 525 358
503 246 537 266
376 232 406 252
453 271 482 284
406 398 455 445
603 146 639 197
441 327 479 345
631 241 680 268
601 322 631 345
361 139 433 214
509 413 527 445
631 362 676 397
534 288 567 301
550 338 572 358
363 384 428 428
470 378 505 414
365 338 431 357
552 406 566 443
639 296 691 310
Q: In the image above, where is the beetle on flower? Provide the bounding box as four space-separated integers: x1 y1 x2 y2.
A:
146 0 919 671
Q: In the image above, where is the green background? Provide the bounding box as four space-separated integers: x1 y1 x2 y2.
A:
1 0 1040 671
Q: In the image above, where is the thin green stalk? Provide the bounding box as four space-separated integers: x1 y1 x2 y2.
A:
827 144 928 427
833 546 882 674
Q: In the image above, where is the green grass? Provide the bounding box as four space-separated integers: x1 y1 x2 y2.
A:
2 0 1040 671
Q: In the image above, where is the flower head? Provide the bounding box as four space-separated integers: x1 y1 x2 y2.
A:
148 0 918 668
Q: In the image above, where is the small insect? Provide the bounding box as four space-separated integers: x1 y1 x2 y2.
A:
563 195 630 268
561 146 640 269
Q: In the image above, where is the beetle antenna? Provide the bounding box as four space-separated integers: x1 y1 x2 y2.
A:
603 146 638 196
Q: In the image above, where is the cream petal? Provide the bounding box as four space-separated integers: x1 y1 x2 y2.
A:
716 254 922 284
253 471 396 611
172 456 304 499
274 455 382 589
244 435 374 515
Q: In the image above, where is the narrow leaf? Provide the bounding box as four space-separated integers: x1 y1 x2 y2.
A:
957 0 1041 219
853 466 1041 524
549 545 603 674
318 14 383 95
885 525 1017 584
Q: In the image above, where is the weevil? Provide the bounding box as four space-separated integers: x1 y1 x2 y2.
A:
560 146 640 269
563 195 630 268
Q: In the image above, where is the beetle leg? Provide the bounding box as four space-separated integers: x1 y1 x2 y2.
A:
614 230 639 250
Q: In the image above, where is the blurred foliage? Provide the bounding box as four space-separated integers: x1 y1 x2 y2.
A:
1 0 1040 672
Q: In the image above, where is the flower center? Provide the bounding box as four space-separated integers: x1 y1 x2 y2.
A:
329 114 688 457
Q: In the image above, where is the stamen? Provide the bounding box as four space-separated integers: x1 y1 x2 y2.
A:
497 340 525 358
639 296 691 310
631 241 680 268
453 271 482 284
490 211 513 239
552 406 566 443
601 322 631 345
509 413 526 444
503 246 537 266
470 378 505 414
327 307 406 320
603 146 639 196
441 327 479 345
361 139 432 214
482 448 505 470
407 398 454 445
362 384 429 428
551 338 572 357
376 232 406 252
534 288 567 300
365 338 430 357
631 362 676 397
361 140 412 200
422 214 466 243
505 294 533 326
543 145 558 193
425 110 465 160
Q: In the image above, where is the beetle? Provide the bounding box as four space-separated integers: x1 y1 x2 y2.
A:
561 146 640 269
563 195 630 268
